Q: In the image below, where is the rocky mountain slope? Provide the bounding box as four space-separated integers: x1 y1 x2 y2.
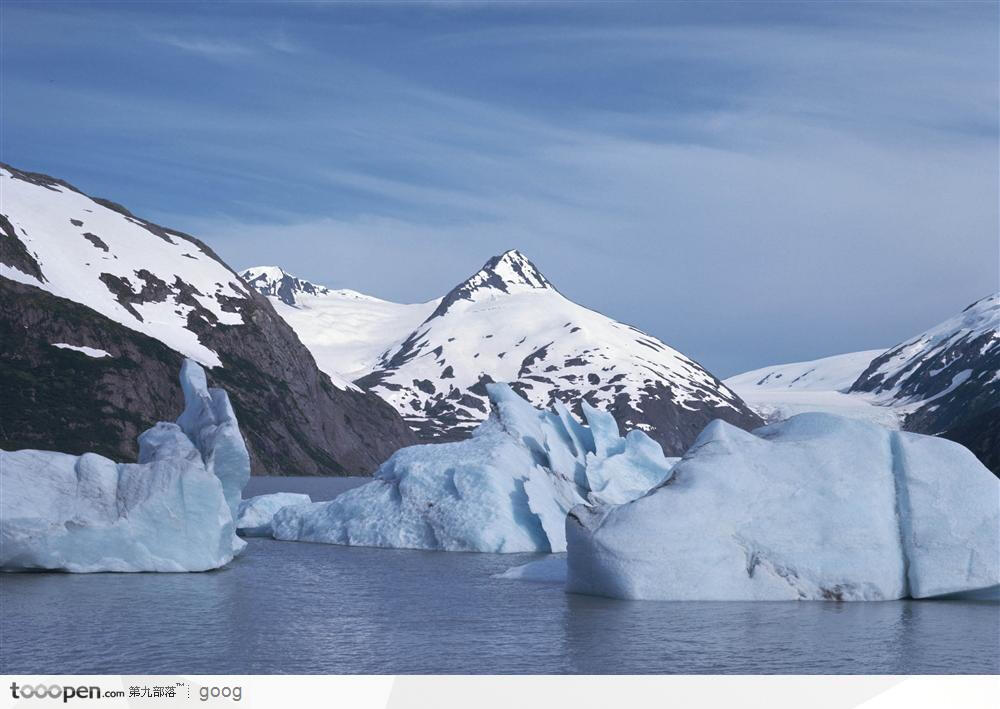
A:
245 250 762 456
850 292 999 473
0 162 415 474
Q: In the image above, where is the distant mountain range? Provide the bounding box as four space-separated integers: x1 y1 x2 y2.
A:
0 162 415 474
242 250 763 456
727 293 999 475
3 160 994 476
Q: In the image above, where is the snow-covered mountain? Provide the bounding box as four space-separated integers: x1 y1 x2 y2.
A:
0 162 416 473
850 293 998 413
726 292 999 475
241 266 436 387
245 250 762 456
1 166 252 368
241 265 335 306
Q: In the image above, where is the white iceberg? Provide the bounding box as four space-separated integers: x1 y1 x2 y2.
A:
272 383 676 552
1 360 250 572
236 493 311 537
566 413 1000 601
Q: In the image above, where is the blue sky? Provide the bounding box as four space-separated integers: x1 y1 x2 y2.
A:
3 1 997 376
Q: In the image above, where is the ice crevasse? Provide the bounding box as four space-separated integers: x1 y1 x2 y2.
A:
272 383 678 552
0 360 250 572
566 413 1000 601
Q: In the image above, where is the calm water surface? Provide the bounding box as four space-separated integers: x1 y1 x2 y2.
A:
2 477 998 674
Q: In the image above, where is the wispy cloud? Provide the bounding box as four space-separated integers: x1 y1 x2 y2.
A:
150 28 305 59
150 34 256 58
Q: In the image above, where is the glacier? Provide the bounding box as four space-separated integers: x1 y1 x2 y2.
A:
271 383 677 552
566 413 1000 601
0 360 250 572
236 493 312 537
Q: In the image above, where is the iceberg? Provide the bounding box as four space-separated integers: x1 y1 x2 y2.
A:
566 413 1000 601
175 359 250 521
236 493 311 537
272 383 677 552
1 360 250 572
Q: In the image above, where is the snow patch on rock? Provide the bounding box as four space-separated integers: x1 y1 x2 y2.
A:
50 343 111 358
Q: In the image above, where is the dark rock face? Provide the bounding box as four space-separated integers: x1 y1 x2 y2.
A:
1 279 184 462
0 213 45 282
0 165 417 475
850 293 999 476
939 408 1000 478
193 281 418 475
1 278 417 476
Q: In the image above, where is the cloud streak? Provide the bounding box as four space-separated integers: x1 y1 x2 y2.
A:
150 34 257 57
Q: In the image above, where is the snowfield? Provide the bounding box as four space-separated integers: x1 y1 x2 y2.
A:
0 360 250 572
566 413 1000 601
727 349 886 393
241 265 437 389
271 383 678 552
729 388 902 429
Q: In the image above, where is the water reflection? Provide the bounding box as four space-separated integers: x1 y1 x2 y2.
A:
560 592 999 674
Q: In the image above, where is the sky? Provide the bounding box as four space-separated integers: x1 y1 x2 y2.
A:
2 1 997 377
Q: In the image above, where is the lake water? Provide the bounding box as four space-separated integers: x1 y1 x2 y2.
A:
2 477 998 675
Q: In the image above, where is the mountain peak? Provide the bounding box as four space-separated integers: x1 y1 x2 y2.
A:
483 249 551 290
241 265 329 306
242 265 288 283
428 249 552 320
